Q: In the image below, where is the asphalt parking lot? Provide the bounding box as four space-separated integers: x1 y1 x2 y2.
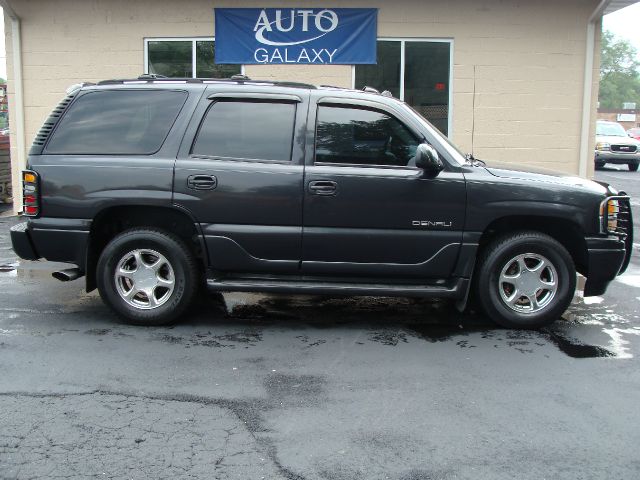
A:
1 168 640 479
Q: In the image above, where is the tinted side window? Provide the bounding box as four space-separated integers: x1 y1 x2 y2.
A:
315 105 420 167
46 90 188 155
192 101 296 162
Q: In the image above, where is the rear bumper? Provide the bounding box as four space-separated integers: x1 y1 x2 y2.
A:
10 218 90 269
10 222 40 260
584 236 627 296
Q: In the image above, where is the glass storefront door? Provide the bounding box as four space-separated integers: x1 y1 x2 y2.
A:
354 40 451 136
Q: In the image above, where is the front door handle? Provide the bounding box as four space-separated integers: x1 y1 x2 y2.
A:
308 180 337 196
187 174 217 190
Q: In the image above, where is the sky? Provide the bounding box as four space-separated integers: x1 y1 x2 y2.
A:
602 2 640 61
0 3 638 80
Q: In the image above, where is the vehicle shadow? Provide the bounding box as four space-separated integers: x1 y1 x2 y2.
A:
174 291 618 359
0 257 624 360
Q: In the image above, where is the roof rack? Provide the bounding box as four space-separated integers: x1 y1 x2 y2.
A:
95 75 317 89
138 73 167 80
362 86 380 94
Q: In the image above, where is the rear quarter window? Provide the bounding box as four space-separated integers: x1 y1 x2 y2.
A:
45 89 188 155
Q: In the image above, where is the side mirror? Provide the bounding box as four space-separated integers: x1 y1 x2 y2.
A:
415 144 444 178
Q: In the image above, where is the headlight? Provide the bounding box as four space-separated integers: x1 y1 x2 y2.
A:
595 142 611 151
600 198 619 232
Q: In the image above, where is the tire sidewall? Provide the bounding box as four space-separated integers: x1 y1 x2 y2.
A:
97 230 194 325
480 235 575 328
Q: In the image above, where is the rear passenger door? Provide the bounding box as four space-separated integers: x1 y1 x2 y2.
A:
173 87 308 274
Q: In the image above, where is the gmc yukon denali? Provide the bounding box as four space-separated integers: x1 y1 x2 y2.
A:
10 77 633 328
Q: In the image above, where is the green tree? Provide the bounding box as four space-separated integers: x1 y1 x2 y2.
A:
599 30 640 109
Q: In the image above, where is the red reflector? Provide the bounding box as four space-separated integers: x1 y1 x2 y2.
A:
24 195 36 204
435 82 446 91
24 206 38 215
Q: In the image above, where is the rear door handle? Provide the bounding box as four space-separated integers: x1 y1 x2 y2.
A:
187 174 217 190
308 180 337 196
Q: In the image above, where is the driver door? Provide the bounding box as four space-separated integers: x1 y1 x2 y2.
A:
301 99 466 279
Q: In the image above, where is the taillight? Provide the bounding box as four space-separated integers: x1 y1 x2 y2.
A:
22 170 40 217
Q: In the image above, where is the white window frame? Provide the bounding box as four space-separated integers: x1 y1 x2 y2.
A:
351 38 454 137
143 37 245 78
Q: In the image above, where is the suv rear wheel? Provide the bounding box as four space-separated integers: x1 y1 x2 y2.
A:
475 231 576 329
96 228 198 325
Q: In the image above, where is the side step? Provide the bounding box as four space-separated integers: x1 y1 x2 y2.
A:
206 275 468 299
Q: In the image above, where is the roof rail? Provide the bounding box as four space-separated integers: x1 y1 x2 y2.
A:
138 73 167 80
95 76 317 89
362 86 380 94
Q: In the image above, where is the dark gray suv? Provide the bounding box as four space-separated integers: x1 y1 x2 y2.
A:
10 77 633 329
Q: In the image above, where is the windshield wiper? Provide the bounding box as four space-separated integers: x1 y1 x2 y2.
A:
465 153 486 166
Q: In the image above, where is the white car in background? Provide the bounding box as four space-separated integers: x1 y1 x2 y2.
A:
595 120 640 171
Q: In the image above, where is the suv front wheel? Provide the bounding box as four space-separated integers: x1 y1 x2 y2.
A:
475 231 576 329
96 228 198 325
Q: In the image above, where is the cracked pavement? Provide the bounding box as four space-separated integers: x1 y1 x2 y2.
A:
0 170 640 479
0 392 278 480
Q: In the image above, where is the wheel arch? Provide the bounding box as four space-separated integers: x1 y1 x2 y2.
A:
85 205 206 292
477 215 588 276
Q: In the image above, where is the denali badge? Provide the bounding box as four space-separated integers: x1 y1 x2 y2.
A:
412 220 453 228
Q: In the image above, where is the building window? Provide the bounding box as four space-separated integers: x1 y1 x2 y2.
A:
354 39 452 136
145 39 241 79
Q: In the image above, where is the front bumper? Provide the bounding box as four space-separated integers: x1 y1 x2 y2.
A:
584 236 628 296
10 222 40 260
595 151 640 164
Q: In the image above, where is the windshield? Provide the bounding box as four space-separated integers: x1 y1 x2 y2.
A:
596 122 627 137
396 102 466 165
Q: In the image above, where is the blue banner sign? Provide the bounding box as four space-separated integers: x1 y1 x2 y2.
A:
214 8 377 64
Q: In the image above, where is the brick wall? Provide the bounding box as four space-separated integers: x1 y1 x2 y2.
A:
5 0 601 209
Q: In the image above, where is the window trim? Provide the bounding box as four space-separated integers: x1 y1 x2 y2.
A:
143 37 245 78
189 99 297 164
351 37 454 138
314 103 423 170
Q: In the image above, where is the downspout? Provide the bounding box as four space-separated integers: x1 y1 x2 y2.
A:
0 1 25 211
578 0 609 178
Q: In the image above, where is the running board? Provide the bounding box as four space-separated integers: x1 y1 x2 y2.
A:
206 276 468 299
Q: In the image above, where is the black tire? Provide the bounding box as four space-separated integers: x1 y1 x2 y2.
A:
475 231 576 329
595 161 605 170
628 162 639 172
96 228 198 325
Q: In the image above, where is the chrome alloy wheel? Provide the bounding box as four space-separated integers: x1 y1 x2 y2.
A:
498 253 558 314
114 249 175 310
